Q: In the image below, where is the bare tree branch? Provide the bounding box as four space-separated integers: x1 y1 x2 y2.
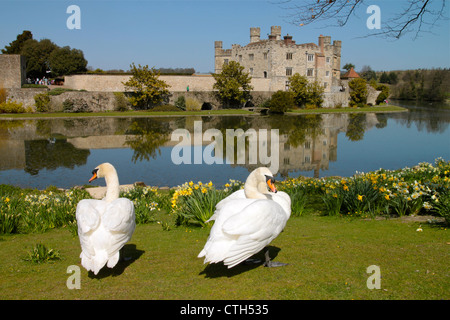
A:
276 0 448 39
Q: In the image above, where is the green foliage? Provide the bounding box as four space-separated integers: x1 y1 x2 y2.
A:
113 92 129 111
0 100 26 113
1 30 33 54
212 61 253 108
348 78 368 107
172 181 231 227
269 90 294 114
376 84 390 104
20 39 58 79
288 73 324 108
48 46 87 76
23 243 61 264
34 92 51 112
342 63 355 71
185 97 202 111
120 186 168 224
174 96 186 110
122 63 170 109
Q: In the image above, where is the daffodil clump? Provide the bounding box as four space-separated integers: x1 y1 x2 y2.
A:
0 186 89 234
171 180 226 227
280 158 450 222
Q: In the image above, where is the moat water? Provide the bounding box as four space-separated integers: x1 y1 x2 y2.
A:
0 100 449 189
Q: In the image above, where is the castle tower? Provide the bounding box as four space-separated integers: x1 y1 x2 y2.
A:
250 27 260 43
270 26 281 40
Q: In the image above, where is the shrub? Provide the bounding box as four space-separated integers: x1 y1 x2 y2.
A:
34 92 51 112
376 84 390 105
348 78 368 107
185 97 202 111
113 92 129 111
172 181 227 227
0 100 26 113
175 95 186 110
23 243 61 264
62 98 90 113
269 90 294 114
150 104 181 112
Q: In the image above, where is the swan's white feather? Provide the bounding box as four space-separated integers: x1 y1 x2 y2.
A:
76 197 135 275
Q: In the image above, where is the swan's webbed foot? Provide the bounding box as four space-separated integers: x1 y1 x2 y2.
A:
263 249 288 268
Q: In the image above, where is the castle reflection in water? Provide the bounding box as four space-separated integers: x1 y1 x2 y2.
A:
0 113 386 179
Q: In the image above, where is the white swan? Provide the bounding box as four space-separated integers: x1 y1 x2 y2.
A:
198 167 291 268
76 163 136 275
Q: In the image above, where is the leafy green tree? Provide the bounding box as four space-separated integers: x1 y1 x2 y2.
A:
212 61 253 108
376 84 390 105
1 30 33 54
379 72 389 84
288 73 309 107
269 90 294 114
20 39 58 78
343 63 355 71
122 63 170 109
288 73 324 108
49 46 87 76
348 78 368 107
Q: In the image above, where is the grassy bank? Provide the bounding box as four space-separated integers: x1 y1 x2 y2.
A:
0 215 448 300
0 105 407 119
0 159 448 299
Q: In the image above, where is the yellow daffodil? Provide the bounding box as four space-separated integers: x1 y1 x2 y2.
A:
357 194 364 201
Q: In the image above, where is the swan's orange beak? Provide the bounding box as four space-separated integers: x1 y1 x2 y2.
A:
89 171 98 183
267 178 277 193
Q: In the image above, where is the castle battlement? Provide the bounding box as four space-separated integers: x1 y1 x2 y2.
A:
214 26 342 93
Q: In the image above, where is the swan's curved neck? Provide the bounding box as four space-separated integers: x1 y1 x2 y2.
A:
104 171 120 202
244 174 269 199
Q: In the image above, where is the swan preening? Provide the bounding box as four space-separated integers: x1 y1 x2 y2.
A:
198 167 291 268
76 163 136 275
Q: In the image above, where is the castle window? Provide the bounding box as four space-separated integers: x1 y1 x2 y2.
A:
224 59 229 65
324 82 328 88
286 53 293 60
239 55 242 62
263 52 268 60
286 68 293 76
263 71 267 78
249 54 254 61
307 54 314 62
326 71 330 77
307 68 314 77
326 57 331 63
249 68 253 75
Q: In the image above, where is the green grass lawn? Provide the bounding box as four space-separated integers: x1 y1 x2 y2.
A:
1 215 448 300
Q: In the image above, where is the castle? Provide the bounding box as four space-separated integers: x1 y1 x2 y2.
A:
215 26 342 93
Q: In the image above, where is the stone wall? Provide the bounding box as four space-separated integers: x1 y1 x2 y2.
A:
0 54 26 89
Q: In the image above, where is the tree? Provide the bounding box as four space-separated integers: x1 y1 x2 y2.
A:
348 78 368 107
212 61 253 108
343 63 355 71
379 72 390 84
269 90 294 114
122 63 170 109
288 73 309 107
20 39 58 79
288 73 325 108
49 46 87 76
1 30 33 54
280 0 447 39
359 65 377 81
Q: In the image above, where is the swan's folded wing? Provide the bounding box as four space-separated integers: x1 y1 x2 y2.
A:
76 199 102 234
102 198 135 233
222 200 286 241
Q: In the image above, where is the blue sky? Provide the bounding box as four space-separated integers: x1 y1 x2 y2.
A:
1 0 449 73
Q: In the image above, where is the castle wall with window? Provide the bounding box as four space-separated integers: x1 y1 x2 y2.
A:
215 26 342 93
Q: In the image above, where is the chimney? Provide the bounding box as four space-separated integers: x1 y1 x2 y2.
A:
284 34 293 45
250 27 260 43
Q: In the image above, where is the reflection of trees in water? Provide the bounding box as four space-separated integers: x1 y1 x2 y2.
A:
346 114 366 141
24 139 90 175
389 101 450 134
124 117 183 163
